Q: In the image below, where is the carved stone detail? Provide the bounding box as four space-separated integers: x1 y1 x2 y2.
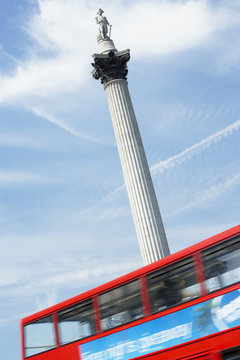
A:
92 50 130 85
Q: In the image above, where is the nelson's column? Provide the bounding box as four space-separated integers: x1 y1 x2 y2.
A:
92 9 170 265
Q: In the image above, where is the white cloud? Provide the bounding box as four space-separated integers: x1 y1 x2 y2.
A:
0 170 55 185
0 257 137 304
0 55 88 104
111 0 229 56
0 0 239 137
35 288 58 311
0 132 50 148
0 133 36 147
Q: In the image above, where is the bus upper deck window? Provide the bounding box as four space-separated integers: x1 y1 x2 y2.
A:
147 257 199 314
202 235 240 293
99 280 143 331
58 299 96 345
24 315 56 357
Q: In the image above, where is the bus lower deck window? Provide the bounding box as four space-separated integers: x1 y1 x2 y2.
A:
147 257 199 314
99 280 143 331
24 315 56 357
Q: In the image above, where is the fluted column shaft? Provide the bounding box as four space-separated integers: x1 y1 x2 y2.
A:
92 49 170 264
104 79 170 264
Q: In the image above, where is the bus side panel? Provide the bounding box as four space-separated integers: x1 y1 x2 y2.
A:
58 343 81 360
22 345 80 360
134 327 240 360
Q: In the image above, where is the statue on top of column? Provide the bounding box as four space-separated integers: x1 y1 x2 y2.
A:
96 9 112 40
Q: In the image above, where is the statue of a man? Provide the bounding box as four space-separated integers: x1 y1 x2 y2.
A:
96 9 111 40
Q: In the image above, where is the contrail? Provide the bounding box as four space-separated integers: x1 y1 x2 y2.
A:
77 185 125 218
29 106 107 145
172 172 240 215
78 118 240 216
151 118 240 175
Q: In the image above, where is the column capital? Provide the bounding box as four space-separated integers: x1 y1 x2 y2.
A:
91 49 130 85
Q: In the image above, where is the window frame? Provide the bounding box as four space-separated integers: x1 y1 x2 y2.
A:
201 235 240 294
24 315 57 358
57 298 97 346
98 278 144 332
146 255 200 315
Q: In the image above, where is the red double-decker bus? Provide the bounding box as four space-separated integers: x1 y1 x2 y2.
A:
21 225 240 360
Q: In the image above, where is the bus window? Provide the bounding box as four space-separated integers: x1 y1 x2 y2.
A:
58 299 96 345
24 315 56 357
221 346 240 359
99 280 143 331
202 236 240 293
147 257 199 314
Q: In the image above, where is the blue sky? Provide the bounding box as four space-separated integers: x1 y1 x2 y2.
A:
0 0 240 358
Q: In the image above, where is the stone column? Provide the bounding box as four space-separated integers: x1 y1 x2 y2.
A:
92 50 170 264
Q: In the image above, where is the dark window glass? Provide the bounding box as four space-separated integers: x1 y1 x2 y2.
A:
58 299 96 345
222 346 240 359
147 257 199 314
99 280 143 331
202 235 240 293
24 315 56 357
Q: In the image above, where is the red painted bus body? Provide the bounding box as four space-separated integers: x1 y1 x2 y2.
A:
21 225 240 360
